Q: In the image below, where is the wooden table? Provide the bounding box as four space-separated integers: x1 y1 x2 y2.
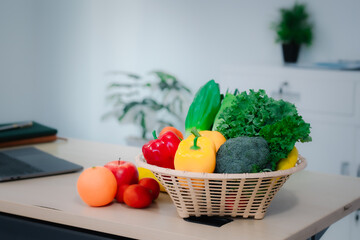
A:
1 138 360 240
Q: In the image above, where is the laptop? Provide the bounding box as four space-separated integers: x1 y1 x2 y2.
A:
0 147 83 182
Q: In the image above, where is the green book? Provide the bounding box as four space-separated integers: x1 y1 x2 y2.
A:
0 121 58 143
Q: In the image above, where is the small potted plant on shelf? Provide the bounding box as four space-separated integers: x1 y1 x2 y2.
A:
272 2 313 63
102 71 192 146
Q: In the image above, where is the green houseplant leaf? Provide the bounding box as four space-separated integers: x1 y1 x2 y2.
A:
272 2 313 46
103 71 192 140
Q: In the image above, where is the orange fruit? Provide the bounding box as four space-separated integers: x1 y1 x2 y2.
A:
159 126 184 140
77 166 117 207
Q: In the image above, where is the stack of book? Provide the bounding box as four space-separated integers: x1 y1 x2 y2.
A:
0 121 58 148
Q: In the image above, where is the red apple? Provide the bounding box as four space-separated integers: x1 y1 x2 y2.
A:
104 160 139 186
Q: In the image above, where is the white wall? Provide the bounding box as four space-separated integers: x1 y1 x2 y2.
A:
1 0 359 145
0 1 38 121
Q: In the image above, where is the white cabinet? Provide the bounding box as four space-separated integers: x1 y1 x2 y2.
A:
296 122 355 176
220 65 360 240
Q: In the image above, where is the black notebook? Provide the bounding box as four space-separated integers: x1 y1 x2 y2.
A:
0 121 57 142
0 147 83 182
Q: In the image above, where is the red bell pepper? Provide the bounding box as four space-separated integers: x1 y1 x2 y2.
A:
142 130 181 169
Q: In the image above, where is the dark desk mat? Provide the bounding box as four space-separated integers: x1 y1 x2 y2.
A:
183 216 233 227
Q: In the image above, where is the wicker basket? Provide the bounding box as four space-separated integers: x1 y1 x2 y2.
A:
136 154 307 219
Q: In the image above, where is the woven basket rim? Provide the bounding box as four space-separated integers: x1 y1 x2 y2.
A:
135 154 307 179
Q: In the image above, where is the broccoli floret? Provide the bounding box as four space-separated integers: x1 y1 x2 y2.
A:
215 136 270 173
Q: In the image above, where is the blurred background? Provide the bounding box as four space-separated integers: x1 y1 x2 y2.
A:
1 0 359 144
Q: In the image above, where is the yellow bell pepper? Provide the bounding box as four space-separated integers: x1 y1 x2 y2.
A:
174 130 216 173
187 130 226 152
137 167 166 192
276 146 299 170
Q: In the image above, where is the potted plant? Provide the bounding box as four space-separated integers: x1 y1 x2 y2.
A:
272 2 313 63
102 71 192 146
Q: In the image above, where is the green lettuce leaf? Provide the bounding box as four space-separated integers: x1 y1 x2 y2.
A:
215 89 311 170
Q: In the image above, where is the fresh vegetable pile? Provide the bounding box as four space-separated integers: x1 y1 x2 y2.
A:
142 79 311 174
76 79 311 213
213 88 311 171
